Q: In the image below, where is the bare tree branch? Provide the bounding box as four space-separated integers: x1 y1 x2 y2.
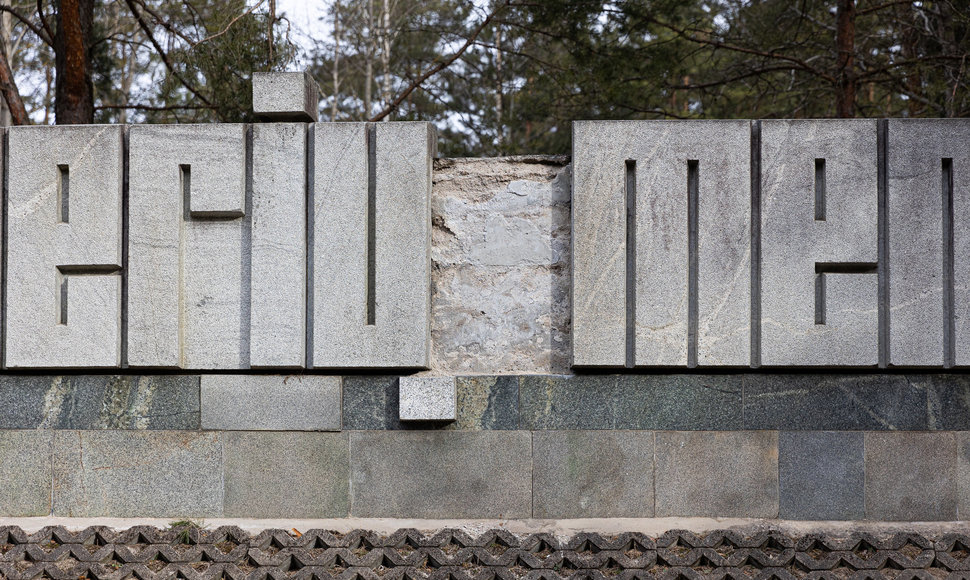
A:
36 0 53 44
369 1 510 122
192 0 265 48
123 0 215 108
0 4 51 45
0 35 29 124
95 103 216 111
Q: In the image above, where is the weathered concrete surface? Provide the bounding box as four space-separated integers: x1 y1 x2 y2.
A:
431 157 571 374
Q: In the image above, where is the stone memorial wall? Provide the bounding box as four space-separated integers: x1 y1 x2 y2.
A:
0 72 969 522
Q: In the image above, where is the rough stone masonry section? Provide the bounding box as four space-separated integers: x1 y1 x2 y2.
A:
431 156 571 375
5 428 970 520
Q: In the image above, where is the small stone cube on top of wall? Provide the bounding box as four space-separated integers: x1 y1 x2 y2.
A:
398 376 456 422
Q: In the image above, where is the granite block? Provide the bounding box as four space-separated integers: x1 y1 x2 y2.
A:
922 374 970 430
533 430 654 518
779 431 864 520
744 374 927 430
250 122 307 367
223 431 349 518
655 431 778 518
252 71 319 122
344 375 518 430
887 120 949 366
866 431 956 521
571 120 750 367
52 430 222 517
0 431 53 516
520 375 742 430
128 123 247 369
313 122 435 368
449 376 519 430
399 376 456 421
761 119 879 366
201 375 340 431
0 376 199 430
957 432 970 519
6 125 123 368
349 431 532 518
342 375 401 430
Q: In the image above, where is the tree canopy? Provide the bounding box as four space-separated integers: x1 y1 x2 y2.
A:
1 0 967 155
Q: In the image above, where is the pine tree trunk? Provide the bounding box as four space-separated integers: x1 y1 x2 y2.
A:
54 0 94 124
835 0 856 117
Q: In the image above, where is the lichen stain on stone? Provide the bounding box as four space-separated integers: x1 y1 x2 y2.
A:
100 376 134 429
131 376 158 430
39 376 69 428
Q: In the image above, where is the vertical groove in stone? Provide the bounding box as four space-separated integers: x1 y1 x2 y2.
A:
305 124 315 369
366 123 377 327
242 124 253 369
625 159 636 368
877 119 888 368
121 126 130 369
1 128 6 369
814 158 826 221
687 159 699 368
750 121 762 368
944 156 955 368
815 272 826 325
57 165 69 223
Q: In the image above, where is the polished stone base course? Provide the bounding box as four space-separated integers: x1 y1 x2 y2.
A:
3 526 970 580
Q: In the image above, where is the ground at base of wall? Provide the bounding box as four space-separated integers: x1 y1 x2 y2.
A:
2 520 970 580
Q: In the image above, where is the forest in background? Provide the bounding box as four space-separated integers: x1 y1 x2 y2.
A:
0 0 967 155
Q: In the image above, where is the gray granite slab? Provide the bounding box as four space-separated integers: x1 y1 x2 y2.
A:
866 431 956 521
743 374 926 430
128 123 247 369
250 122 307 367
342 375 402 430
52 430 222 517
761 120 879 366
0 431 53 516
252 71 319 122
520 375 742 430
533 430 654 518
223 431 349 518
6 125 123 368
957 432 970 519
655 431 778 518
922 374 970 430
0 376 199 430
887 120 949 366
312 122 435 368
571 120 750 367
399 376 456 421
779 431 864 520
201 374 340 431
449 376 519 430
349 431 532 518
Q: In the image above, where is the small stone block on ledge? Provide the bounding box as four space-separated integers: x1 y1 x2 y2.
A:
252 71 319 122
399 377 456 422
